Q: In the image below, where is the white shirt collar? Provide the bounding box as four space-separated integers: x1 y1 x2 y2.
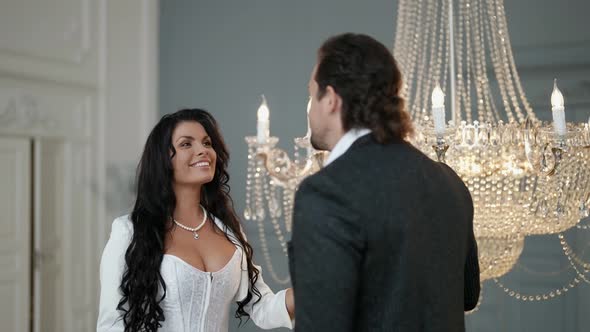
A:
324 128 371 167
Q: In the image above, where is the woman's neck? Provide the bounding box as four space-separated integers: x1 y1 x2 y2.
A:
172 184 203 226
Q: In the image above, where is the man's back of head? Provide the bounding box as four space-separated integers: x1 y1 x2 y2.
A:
314 33 414 143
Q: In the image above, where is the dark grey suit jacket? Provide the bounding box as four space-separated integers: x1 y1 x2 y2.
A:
288 134 480 332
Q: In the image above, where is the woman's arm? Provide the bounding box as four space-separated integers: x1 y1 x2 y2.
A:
97 217 132 332
285 287 295 319
242 263 294 330
233 226 294 330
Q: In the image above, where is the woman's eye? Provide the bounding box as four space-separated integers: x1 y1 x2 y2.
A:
203 141 212 147
181 142 191 147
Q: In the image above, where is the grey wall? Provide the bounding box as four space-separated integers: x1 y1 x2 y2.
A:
159 1 590 331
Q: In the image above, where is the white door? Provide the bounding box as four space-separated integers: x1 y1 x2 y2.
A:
0 0 158 330
0 137 31 332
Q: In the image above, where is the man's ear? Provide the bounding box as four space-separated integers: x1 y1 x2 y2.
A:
324 85 342 115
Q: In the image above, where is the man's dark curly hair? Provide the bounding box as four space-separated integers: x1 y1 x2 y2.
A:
315 33 414 142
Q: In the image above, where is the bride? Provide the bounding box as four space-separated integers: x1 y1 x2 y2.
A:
97 109 294 331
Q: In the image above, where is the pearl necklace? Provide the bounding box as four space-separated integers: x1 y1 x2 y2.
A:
173 205 207 240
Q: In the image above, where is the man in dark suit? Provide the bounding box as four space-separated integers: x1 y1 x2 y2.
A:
288 33 480 332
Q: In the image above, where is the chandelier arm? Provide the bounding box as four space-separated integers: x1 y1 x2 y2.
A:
257 146 328 188
257 148 297 183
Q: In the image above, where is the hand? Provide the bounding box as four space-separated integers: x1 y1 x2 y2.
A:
285 287 295 319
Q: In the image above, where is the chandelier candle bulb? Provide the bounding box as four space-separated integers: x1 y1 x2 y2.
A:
257 95 270 144
431 84 446 136
551 79 566 136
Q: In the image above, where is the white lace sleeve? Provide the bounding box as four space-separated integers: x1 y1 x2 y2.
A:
237 227 293 330
245 266 293 329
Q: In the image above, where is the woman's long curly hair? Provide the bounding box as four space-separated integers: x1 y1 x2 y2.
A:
117 109 261 331
315 33 414 143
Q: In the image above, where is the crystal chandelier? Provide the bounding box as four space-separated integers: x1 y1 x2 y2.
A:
394 0 590 286
244 0 590 299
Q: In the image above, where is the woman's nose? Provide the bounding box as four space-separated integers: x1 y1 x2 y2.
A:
195 145 207 156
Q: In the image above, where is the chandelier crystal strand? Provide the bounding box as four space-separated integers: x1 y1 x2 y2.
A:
253 156 265 221
465 287 484 315
416 1 431 120
244 144 256 221
495 0 523 123
477 0 498 124
493 277 582 302
255 208 291 285
402 0 421 108
440 0 449 103
482 0 501 121
491 0 516 122
433 0 445 95
283 187 295 233
392 0 405 54
422 0 438 115
497 0 537 121
577 221 590 230
262 174 287 255
563 241 590 272
491 233 590 302
559 234 590 284
460 0 472 123
480 1 505 123
485 0 514 124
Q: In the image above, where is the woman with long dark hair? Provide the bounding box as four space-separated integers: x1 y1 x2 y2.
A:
97 109 294 331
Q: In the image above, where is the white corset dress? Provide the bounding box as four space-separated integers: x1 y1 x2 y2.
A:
159 250 241 332
97 215 293 332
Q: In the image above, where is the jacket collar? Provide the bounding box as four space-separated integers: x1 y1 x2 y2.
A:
324 128 371 166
